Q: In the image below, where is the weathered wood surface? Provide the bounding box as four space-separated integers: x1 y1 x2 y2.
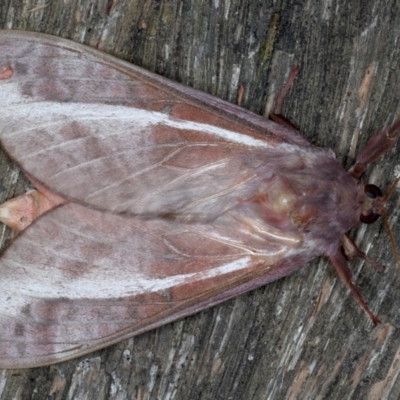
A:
0 1 399 399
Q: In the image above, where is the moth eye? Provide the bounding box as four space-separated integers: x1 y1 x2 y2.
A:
360 210 380 224
364 184 383 199
360 184 383 224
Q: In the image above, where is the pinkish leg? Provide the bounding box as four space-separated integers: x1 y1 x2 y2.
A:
329 250 380 325
350 119 400 178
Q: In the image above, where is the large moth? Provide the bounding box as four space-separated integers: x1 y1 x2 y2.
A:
0 30 398 369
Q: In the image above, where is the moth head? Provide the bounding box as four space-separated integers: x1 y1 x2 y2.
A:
361 176 400 222
360 184 383 224
360 177 400 267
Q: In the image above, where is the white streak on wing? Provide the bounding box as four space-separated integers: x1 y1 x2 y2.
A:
0 81 270 147
165 117 267 146
0 257 254 314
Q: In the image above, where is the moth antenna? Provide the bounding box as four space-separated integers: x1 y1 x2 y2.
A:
382 210 400 269
381 176 400 269
383 175 400 202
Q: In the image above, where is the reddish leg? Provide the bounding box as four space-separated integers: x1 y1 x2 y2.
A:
329 250 380 325
270 66 300 130
350 119 400 178
341 234 384 272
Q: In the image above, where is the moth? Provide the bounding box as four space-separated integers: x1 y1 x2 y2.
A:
0 30 398 369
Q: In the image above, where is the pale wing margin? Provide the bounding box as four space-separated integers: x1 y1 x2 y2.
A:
0 203 307 368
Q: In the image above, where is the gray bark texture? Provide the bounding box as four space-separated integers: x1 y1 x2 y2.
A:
0 0 400 399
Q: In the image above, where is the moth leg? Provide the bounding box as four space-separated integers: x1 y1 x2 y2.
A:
0 188 65 231
270 66 299 130
350 119 400 178
329 250 380 325
341 234 384 272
